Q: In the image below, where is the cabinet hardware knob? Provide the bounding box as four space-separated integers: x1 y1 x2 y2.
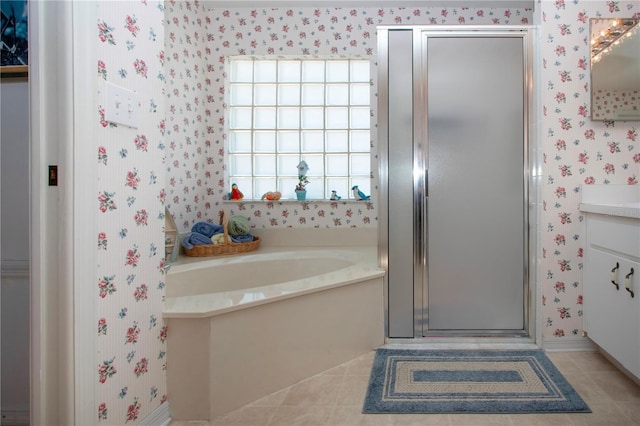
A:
625 268 634 298
611 262 620 290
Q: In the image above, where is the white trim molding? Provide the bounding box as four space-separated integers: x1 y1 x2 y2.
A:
71 1 98 424
140 402 170 426
542 336 597 352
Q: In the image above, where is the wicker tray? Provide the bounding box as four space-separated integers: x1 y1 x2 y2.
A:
184 211 260 257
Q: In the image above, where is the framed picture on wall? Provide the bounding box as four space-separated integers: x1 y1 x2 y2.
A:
1 0 28 77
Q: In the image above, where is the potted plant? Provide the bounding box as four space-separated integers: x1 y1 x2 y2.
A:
295 161 309 200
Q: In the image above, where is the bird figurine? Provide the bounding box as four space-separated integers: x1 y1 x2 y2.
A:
352 185 370 201
330 190 341 201
261 191 281 201
229 183 244 200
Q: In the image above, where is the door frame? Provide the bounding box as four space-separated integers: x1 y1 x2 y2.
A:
30 1 97 424
377 25 539 341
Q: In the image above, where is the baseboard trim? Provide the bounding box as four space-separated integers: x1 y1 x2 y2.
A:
140 401 170 426
541 336 596 352
1 409 30 426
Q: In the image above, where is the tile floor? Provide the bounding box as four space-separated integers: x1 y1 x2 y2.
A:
170 349 640 426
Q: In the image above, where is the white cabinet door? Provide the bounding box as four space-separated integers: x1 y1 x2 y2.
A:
584 247 640 378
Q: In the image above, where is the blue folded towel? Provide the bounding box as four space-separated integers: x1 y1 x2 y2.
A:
181 232 214 250
191 221 223 238
230 234 254 243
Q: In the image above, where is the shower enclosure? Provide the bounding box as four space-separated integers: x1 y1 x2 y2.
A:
378 26 534 338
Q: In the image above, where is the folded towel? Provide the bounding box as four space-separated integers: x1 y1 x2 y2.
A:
191 221 224 238
211 234 226 245
181 232 214 250
230 234 254 243
227 216 251 236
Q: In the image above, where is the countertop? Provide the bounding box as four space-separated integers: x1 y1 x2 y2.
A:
580 185 640 219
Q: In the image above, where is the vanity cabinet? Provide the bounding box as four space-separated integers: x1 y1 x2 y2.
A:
583 213 640 379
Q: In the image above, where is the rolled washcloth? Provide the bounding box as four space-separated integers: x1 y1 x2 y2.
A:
226 215 254 243
230 234 254 243
227 215 251 236
211 234 226 245
181 232 214 249
191 221 224 238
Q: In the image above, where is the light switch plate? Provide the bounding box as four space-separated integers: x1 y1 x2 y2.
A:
104 81 140 128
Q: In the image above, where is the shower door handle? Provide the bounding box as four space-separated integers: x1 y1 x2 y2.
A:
425 169 428 198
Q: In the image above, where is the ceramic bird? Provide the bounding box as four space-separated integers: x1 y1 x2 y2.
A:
352 185 370 201
261 191 281 201
330 190 341 201
229 183 244 200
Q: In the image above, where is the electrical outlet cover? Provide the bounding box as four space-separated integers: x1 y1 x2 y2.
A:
104 81 140 128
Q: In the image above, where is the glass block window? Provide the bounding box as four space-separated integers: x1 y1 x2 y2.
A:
227 57 371 201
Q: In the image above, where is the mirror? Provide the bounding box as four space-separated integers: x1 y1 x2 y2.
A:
590 18 640 121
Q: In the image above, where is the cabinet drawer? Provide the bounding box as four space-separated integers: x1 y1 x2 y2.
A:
585 214 640 257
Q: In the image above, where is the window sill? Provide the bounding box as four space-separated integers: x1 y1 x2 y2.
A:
223 199 372 203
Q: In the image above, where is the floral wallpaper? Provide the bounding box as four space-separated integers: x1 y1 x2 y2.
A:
95 1 167 424
538 0 639 341
592 89 640 120
164 3 532 232
84 2 640 423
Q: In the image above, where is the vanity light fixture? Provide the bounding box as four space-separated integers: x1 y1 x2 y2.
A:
591 18 640 64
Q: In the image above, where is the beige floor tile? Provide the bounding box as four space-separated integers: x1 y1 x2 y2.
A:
544 352 582 375
561 373 612 405
566 401 636 426
320 363 349 376
328 406 394 425
588 370 640 402
613 401 640 424
336 375 371 406
447 413 513 425
172 349 640 426
506 413 575 426
569 351 620 373
210 406 277 426
249 387 291 408
346 351 376 376
280 374 343 407
267 406 333 426
389 413 451 425
169 422 211 426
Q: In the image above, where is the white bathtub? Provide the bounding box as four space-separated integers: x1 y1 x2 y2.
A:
163 246 385 421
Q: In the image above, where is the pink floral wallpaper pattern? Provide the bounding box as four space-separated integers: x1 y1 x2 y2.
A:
87 1 639 423
163 1 640 349
164 3 532 232
96 1 167 424
538 0 639 340
592 89 640 120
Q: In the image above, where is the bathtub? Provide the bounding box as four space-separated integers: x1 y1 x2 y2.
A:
163 246 385 421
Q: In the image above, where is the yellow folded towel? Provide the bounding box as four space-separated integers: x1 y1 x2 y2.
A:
211 234 226 245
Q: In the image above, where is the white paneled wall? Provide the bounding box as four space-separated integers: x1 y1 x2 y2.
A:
1 262 30 425
1 79 30 424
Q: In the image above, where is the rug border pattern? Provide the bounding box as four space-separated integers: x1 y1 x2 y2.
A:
363 349 591 414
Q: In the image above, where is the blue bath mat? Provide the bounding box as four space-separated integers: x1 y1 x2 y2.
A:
363 349 591 414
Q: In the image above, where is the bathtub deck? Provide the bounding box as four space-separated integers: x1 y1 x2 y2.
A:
164 246 384 318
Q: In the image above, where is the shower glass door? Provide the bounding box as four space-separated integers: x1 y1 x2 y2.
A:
423 33 527 334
